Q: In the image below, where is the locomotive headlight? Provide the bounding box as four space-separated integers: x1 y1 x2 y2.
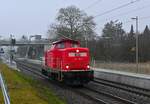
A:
76 49 79 53
87 65 90 69
66 65 69 69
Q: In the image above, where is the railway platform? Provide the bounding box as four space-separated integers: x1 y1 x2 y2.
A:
94 68 150 90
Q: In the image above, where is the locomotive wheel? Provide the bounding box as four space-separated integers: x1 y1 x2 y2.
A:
47 72 56 80
41 69 47 76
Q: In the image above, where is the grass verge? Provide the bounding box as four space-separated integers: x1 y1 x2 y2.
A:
0 63 66 104
0 90 3 104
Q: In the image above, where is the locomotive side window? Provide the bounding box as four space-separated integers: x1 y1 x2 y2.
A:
56 42 65 49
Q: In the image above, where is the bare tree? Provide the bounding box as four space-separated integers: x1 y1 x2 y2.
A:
47 6 96 41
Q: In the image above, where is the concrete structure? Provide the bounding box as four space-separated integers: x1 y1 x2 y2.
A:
0 39 51 46
0 39 52 59
94 68 150 90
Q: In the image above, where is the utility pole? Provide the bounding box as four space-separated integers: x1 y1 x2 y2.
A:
131 16 138 73
10 34 13 64
83 28 88 47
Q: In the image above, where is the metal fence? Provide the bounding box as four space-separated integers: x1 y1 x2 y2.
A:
0 73 10 104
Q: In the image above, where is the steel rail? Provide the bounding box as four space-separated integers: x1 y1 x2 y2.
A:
94 77 150 98
16 61 109 104
85 86 137 104
16 59 150 104
21 59 150 98
17 60 150 104
74 89 109 104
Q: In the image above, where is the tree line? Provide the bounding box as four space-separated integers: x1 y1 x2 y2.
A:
17 5 150 62
91 22 150 62
47 6 150 62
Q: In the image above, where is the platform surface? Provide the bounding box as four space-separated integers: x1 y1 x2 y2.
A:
93 68 150 80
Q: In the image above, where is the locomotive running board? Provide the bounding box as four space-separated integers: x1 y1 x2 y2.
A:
62 70 93 72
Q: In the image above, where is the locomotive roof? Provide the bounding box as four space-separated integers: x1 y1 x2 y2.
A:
52 39 79 45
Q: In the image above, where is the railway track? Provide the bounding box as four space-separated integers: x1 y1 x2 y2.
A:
22 60 150 97
87 79 150 104
15 60 106 104
15 60 150 104
16 61 131 104
94 78 150 98
84 87 136 104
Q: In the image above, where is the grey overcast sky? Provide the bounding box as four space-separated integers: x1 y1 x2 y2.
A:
0 0 150 39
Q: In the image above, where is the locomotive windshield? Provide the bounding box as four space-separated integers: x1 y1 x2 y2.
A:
52 39 80 49
71 43 78 48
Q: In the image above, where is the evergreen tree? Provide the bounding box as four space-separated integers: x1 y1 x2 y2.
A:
102 20 125 40
125 25 136 62
139 25 150 62
102 20 125 61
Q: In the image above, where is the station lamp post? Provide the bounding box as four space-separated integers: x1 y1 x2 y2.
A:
10 34 16 64
131 16 139 73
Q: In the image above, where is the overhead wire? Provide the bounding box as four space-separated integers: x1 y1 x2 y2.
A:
84 0 102 10
60 0 146 34
140 16 150 20
118 15 150 26
96 3 150 24
94 0 140 18
94 0 143 33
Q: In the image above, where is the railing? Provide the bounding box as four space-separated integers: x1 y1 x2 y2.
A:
0 73 10 104
0 40 51 46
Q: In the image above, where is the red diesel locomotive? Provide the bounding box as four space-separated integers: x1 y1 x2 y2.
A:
42 39 94 85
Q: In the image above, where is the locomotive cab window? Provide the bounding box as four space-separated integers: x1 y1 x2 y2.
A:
56 42 65 49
